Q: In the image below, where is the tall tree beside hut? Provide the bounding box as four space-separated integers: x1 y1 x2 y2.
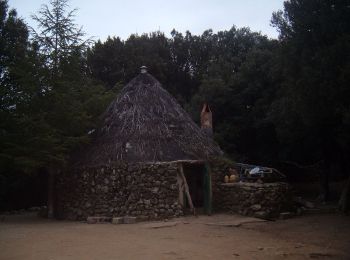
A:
271 0 350 206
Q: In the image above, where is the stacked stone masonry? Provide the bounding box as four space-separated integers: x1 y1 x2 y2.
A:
218 182 291 218
56 162 183 221
210 158 291 219
56 158 291 221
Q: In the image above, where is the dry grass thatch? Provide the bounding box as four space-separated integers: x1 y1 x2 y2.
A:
76 72 223 166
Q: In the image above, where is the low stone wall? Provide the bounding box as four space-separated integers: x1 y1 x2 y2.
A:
218 182 291 218
56 162 183 221
210 157 291 218
56 157 291 221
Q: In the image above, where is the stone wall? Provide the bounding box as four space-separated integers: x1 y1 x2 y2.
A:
56 162 183 221
210 157 236 211
218 182 291 218
56 157 291 221
210 157 291 218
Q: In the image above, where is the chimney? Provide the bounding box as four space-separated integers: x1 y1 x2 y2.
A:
140 65 147 74
201 103 213 136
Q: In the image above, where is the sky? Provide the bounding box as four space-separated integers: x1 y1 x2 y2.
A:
9 0 285 41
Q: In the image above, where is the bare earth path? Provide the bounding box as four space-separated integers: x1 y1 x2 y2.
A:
0 213 349 260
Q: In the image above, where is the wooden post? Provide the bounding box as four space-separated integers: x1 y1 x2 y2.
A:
178 163 196 215
177 171 185 207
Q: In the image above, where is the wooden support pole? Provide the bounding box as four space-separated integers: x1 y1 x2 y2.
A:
178 163 196 215
177 171 185 207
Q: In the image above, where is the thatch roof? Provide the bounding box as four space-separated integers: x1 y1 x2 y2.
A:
77 71 223 166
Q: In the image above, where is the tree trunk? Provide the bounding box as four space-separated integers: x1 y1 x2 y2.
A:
47 169 55 218
339 175 350 213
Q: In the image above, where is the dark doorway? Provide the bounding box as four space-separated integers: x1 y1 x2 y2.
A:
183 163 205 208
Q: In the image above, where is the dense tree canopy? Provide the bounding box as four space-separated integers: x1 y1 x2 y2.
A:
1 0 350 209
271 0 350 199
0 0 112 210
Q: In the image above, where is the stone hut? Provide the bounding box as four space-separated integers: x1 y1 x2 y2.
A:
56 67 291 221
56 67 223 220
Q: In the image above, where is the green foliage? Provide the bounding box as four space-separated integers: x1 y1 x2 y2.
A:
31 0 89 72
271 0 350 166
0 0 113 175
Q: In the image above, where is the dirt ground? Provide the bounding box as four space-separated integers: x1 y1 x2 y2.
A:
0 213 349 260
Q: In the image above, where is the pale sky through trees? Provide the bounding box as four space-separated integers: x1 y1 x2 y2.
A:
9 0 284 41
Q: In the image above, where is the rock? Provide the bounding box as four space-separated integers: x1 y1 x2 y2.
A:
124 216 137 224
254 211 269 219
250 204 262 211
136 215 149 222
87 216 111 224
151 187 159 194
112 217 124 224
279 212 294 219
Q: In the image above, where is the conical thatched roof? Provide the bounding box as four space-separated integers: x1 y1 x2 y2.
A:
78 71 223 166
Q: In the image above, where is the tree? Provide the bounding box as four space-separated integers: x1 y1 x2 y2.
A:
0 0 47 171
87 37 126 88
0 0 52 210
271 0 350 204
0 0 30 110
31 0 88 76
29 0 109 167
29 0 112 217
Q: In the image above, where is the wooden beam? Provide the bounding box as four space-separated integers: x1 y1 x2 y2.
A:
177 171 185 207
178 163 196 215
